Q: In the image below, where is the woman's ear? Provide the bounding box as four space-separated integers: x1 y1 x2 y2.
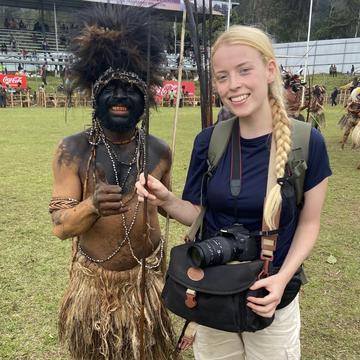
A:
266 59 277 84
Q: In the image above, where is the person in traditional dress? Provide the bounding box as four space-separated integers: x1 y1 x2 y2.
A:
282 71 305 121
49 5 176 360
339 87 360 149
309 85 326 131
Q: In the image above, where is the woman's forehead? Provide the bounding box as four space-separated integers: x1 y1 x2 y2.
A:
212 44 262 69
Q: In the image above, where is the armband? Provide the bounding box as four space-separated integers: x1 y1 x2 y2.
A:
49 197 80 214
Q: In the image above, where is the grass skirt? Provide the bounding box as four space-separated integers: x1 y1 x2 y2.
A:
311 111 326 128
338 112 357 130
59 252 178 360
352 122 360 148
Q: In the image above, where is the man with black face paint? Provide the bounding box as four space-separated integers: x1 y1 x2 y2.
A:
49 5 177 360
96 80 145 133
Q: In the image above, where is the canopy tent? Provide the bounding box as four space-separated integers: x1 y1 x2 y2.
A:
1 0 185 18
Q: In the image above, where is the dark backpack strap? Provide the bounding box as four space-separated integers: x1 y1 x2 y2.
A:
185 116 238 242
207 116 238 175
288 118 311 206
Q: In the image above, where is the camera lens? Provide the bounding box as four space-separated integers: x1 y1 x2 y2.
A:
187 225 256 268
188 246 204 268
188 236 234 268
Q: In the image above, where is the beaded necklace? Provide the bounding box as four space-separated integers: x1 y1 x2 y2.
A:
79 120 164 268
101 129 139 193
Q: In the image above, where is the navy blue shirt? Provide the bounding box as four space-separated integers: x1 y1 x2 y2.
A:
182 127 332 267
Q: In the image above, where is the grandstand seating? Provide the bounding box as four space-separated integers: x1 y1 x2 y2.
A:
0 27 68 53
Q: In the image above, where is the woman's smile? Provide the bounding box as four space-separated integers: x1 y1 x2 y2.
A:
229 93 251 104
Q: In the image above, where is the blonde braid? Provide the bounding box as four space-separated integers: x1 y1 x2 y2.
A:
263 95 292 229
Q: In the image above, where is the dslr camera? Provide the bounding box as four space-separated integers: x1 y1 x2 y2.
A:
188 224 257 268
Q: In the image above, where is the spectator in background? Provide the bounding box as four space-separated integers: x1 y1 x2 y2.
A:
330 64 338 77
9 18 17 29
19 19 26 29
41 61 48 85
42 37 49 51
21 48 28 59
16 82 23 94
1 43 7 54
4 18 10 29
331 87 339 106
9 34 17 50
31 32 37 44
60 34 67 46
351 65 355 76
177 85 185 107
169 89 175 107
33 21 41 31
0 62 4 74
6 84 13 94
0 86 7 108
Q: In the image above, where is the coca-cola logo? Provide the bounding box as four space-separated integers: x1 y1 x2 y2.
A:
2 76 23 85
155 84 178 96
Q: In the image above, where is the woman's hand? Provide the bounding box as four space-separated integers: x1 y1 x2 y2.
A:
246 274 288 318
135 173 172 207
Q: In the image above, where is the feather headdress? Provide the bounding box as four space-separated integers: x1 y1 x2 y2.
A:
70 4 165 104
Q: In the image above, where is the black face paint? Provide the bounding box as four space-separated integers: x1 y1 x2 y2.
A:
95 80 145 132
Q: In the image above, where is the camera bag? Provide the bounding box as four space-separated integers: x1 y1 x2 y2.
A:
162 242 273 332
161 116 310 334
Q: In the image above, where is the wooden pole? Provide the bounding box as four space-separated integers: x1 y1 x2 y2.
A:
163 5 187 275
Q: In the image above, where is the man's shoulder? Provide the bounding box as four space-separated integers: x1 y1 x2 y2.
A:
56 130 90 160
147 133 170 153
61 130 89 145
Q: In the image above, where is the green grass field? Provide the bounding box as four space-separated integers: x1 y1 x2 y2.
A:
0 105 359 360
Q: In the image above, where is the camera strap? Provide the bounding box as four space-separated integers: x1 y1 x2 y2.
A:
259 135 280 278
230 117 241 198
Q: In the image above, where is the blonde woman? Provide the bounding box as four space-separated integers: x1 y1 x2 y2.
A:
136 25 331 360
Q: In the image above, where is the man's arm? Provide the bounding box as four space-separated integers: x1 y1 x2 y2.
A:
50 140 100 240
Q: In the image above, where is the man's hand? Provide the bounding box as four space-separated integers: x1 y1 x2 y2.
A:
93 165 129 216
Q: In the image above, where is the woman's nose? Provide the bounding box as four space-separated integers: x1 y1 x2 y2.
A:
229 74 242 90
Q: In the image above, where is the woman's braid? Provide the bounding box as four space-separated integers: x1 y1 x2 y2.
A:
271 96 291 178
263 95 292 229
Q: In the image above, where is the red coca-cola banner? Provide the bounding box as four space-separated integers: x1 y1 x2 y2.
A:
156 81 196 98
0 74 27 89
